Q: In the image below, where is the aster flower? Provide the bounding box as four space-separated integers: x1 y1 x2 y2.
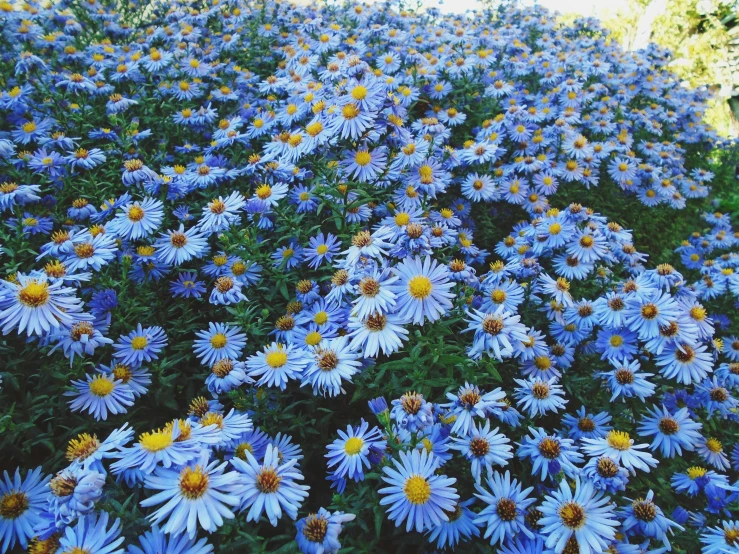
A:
154 225 209 266
141 456 244 539
450 420 513 483
65 373 135 421
378 449 459 533
390 391 434 433
637 405 702 457
231 444 309 526
0 467 49 552
390 255 455 325
56 512 124 554
473 470 535 545
107 197 164 241
539 478 619 554
0 272 83 337
582 430 658 474
113 325 167 367
246 342 311 390
127 525 213 554
325 420 386 483
441 383 505 437
295 508 355 554
619 490 683 549
517 427 583 481
302 336 361 397
194 323 247 367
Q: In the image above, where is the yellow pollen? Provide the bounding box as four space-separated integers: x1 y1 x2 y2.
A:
139 429 173 452
88 375 115 397
131 336 148 350
407 275 432 299
344 436 364 455
18 281 50 307
404 475 431 505
266 348 288 368
606 430 631 451
210 333 227 349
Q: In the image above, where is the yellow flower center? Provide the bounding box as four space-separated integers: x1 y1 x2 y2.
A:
407 275 432 299
687 466 707 480
609 335 623 347
314 311 328 325
305 331 322 346
403 475 431 505
0 491 29 519
266 349 288 368
354 151 372 166
256 184 272 199
179 466 209 499
351 85 368 100
131 336 148 350
88 375 114 397
606 430 631 451
139 430 173 452
210 333 227 349
344 436 364 455
18 281 50 307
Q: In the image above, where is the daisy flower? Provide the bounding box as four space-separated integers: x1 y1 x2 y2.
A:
113 324 167 368
473 470 535 546
325 420 386 483
57 512 124 554
390 255 455 325
450 420 513 483
141 457 244 539
66 373 135 421
295 508 355 554
378 449 459 533
302 336 362 397
232 444 310 526
0 467 49 552
127 525 214 554
582 430 658 475
0 272 83 337
246 342 311 390
193 323 247 367
539 478 619 554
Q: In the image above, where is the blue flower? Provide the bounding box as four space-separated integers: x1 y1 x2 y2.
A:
127 525 213 554
194 323 246 367
473 470 535 545
425 498 480 549
154 225 209 266
390 255 455 325
562 407 612 441
304 232 341 269
246 342 310 390
65 373 135 421
517 427 583 481
46 466 105 529
637 405 702 457
302 336 361 397
295 508 355 554
390 391 434 434
539 478 619 554
0 271 83 337
231 444 309 526
141 456 244 539
619 490 683 549
671 466 728 496
441 383 505 436
0 467 49 552
47 512 118 554
325 419 386 483
701 521 739 554
582 430 658 475
170 272 206 299
378 449 458 533
113 324 167 368
450 420 512 483
513 378 567 417
108 197 164 241
581 456 630 494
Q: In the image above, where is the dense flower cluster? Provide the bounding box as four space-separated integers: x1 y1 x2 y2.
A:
0 0 735 552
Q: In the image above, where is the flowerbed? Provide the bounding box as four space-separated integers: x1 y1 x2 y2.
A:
1 0 739 552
